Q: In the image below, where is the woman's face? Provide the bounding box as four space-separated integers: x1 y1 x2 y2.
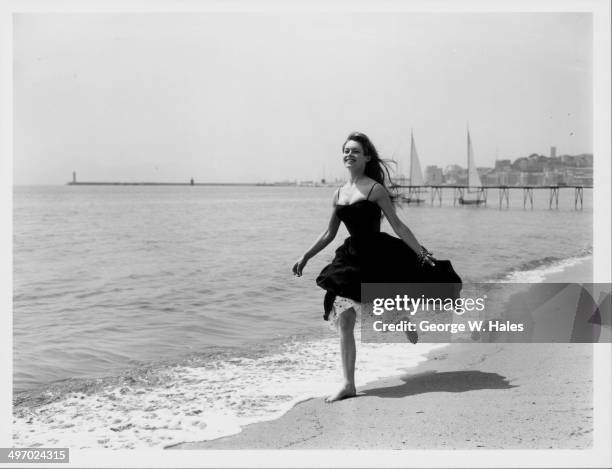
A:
342 140 370 172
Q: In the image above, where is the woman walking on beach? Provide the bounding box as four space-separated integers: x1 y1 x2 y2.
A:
292 132 455 403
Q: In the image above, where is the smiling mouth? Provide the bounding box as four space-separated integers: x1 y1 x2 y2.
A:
344 158 356 163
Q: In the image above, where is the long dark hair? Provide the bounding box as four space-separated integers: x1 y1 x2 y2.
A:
342 131 398 203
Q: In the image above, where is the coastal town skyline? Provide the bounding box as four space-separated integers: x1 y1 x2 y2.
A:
61 149 592 186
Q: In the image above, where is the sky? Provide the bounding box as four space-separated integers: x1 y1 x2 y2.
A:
13 12 592 184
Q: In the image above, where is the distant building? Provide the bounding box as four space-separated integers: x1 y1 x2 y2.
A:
495 159 512 172
506 171 522 186
544 168 564 185
525 172 545 185
476 167 494 186
443 164 466 185
483 172 500 186
574 168 593 185
525 155 546 172
520 172 532 185
561 154 574 165
425 165 443 185
496 172 509 185
514 158 529 171
573 154 592 167
564 167 593 185
550 146 557 159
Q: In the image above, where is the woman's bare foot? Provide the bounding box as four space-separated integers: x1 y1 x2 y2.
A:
325 383 356 403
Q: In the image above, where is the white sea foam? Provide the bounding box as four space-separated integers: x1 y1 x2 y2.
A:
502 255 592 283
13 336 446 449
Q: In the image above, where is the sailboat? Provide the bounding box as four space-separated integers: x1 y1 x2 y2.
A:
401 130 426 204
458 129 486 205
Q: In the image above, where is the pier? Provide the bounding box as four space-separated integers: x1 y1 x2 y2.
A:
66 181 259 186
67 172 280 187
66 179 258 187
393 185 591 210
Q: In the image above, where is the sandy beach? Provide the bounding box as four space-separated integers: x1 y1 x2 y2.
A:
171 256 595 450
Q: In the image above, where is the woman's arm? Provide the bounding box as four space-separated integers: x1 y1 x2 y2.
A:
370 184 435 266
292 192 342 277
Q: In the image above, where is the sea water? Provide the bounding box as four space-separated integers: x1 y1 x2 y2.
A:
12 185 593 448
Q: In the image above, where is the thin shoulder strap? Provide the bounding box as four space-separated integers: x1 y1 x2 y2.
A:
334 187 341 205
366 182 379 200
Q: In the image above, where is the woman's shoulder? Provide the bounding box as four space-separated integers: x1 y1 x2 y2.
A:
368 180 388 194
358 177 378 191
368 181 392 204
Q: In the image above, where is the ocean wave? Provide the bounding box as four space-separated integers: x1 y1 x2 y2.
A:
497 248 593 283
13 334 445 449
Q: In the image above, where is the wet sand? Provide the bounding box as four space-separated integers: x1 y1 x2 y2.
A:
171 342 592 449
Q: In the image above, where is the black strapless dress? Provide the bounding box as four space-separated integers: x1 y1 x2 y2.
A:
316 199 462 319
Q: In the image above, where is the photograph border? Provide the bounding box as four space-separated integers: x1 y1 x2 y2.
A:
1 0 610 467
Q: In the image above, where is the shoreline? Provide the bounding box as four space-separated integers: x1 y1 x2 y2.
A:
171 255 594 450
12 254 596 449
171 343 592 450
539 254 593 283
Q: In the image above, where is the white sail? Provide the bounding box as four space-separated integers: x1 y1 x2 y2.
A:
409 131 424 186
467 130 482 188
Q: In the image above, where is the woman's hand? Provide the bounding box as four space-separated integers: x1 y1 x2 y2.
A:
292 192 341 278
292 256 308 277
418 246 436 267
423 254 436 267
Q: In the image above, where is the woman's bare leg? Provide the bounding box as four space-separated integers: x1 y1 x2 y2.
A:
326 306 357 403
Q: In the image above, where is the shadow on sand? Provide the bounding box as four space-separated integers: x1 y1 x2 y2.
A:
360 370 516 398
